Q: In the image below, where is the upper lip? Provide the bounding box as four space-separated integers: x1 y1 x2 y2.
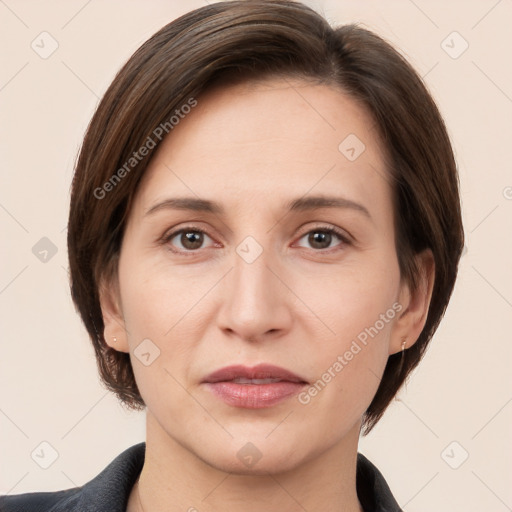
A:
202 364 308 384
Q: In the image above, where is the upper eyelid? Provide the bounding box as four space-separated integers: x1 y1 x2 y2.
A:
163 224 216 242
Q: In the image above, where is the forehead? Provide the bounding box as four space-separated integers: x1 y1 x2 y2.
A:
133 77 390 216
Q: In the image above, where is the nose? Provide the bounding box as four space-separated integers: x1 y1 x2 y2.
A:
216 242 293 343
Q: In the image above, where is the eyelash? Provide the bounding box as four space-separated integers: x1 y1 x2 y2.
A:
161 224 351 256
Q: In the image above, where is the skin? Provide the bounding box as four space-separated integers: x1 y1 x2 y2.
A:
100 77 435 512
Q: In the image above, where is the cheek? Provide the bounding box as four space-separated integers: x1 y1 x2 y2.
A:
297 302 394 428
301 245 401 344
117 255 218 387
118 247 208 337
295 249 400 410
117 266 200 414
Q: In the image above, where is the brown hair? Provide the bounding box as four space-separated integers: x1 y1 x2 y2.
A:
67 0 464 434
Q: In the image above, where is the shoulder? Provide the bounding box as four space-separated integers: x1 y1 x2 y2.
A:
0 442 145 512
356 452 403 512
0 488 81 512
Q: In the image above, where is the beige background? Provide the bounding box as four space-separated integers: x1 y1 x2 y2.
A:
1 1 511 510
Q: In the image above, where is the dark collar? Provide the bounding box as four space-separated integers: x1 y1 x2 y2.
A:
0 442 402 511
356 452 403 511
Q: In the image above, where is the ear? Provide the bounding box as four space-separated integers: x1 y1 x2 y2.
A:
98 274 130 354
389 249 435 355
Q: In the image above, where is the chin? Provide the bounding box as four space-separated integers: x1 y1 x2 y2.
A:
194 433 310 476
207 448 305 476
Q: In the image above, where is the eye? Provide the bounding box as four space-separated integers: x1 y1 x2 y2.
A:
162 224 350 254
164 226 216 252
295 226 350 251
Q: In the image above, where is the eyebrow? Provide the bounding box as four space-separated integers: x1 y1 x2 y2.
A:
145 195 371 220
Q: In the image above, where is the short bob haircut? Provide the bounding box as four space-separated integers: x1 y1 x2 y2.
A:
67 0 464 434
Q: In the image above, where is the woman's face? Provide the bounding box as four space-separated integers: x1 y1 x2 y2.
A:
103 77 423 474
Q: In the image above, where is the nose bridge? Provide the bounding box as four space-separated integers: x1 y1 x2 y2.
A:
234 242 273 307
218 234 291 340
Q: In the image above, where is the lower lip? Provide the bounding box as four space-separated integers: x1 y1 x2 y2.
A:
204 381 307 409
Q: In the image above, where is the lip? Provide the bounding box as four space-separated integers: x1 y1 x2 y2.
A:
202 364 308 409
203 364 308 384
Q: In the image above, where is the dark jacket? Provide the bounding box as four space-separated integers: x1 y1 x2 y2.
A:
0 442 403 511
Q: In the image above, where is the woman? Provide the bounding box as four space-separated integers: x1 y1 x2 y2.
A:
0 0 463 510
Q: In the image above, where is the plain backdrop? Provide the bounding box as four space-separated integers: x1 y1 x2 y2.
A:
1 1 511 510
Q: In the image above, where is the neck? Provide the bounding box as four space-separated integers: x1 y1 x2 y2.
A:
128 413 364 512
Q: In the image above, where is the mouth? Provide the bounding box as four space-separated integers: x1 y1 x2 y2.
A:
228 377 290 384
202 364 308 409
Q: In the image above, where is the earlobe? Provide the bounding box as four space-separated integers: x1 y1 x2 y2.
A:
98 278 130 354
389 249 435 355
105 333 129 353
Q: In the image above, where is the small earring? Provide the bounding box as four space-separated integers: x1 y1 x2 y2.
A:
398 337 407 375
113 336 117 343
